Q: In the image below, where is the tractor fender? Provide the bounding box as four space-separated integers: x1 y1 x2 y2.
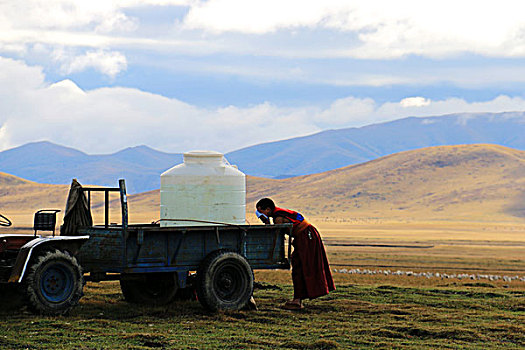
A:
8 236 89 283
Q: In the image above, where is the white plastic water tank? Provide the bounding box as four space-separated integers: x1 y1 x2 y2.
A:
160 151 246 227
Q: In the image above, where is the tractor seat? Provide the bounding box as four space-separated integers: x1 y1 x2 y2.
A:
34 210 61 236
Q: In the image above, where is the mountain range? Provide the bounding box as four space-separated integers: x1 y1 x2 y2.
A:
2 144 524 225
0 142 182 194
0 111 524 193
226 111 525 178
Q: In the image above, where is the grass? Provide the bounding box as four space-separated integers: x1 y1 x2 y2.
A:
0 270 523 349
2 177 525 349
1 221 523 349
315 221 525 277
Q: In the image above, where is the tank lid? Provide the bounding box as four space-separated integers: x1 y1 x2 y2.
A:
183 150 223 158
183 150 224 164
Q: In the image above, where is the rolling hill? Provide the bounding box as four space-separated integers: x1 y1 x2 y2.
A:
1 112 525 193
0 172 70 226
2 144 523 226
245 144 525 222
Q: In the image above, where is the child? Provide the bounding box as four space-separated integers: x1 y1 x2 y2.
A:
256 198 335 310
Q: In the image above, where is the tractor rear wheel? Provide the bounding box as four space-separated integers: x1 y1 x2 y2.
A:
197 250 253 311
120 273 178 306
24 249 84 315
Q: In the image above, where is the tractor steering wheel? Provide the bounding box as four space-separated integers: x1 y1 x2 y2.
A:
0 214 12 227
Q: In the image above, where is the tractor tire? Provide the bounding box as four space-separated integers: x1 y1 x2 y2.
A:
120 273 178 306
197 250 253 311
24 249 84 315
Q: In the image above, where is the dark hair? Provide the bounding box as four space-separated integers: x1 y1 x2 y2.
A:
256 198 275 211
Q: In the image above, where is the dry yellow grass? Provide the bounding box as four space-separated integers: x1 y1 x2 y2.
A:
312 220 525 275
0 172 70 225
314 220 525 242
246 144 525 223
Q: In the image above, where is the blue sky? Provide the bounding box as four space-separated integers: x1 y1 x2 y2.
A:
2 1 525 154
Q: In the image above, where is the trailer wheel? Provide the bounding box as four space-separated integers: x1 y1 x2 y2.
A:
197 250 253 311
24 249 84 315
120 273 178 306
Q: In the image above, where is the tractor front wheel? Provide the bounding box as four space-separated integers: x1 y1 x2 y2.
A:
24 249 84 315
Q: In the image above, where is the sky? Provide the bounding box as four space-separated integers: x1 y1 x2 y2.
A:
2 1 525 154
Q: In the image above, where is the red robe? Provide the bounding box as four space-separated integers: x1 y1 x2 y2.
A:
273 208 335 299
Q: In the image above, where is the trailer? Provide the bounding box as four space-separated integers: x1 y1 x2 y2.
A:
0 180 291 315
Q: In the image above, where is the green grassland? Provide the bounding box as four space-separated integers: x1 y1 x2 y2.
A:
0 270 523 349
1 224 524 349
1 221 523 349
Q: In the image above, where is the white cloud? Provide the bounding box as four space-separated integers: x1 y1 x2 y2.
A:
0 124 9 151
182 1 525 58
0 58 320 153
2 1 525 62
0 43 27 55
0 1 193 33
375 96 525 120
400 97 431 108
1 1 138 32
1 58 525 154
0 1 194 61
317 97 376 126
53 49 128 77
3 0 525 92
